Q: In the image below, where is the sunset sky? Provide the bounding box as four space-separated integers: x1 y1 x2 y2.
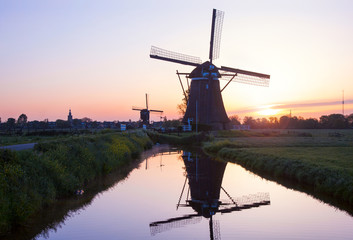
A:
1 0 353 122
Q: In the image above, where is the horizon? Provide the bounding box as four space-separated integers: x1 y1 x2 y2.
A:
1 1 353 122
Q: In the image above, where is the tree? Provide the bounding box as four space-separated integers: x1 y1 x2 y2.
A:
302 118 319 129
319 115 329 128
177 90 189 116
229 115 241 125
81 117 92 123
255 118 269 129
6 118 16 133
269 117 279 128
17 113 28 132
327 114 347 129
17 114 27 125
56 119 70 129
279 116 290 129
243 116 256 128
347 114 353 128
73 118 83 128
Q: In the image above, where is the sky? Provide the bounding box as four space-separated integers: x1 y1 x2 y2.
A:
1 0 353 122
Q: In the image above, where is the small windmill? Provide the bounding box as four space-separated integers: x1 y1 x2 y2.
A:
132 93 163 125
150 9 270 130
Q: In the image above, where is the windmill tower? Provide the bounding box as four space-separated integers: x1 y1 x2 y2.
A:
132 93 163 125
150 9 270 130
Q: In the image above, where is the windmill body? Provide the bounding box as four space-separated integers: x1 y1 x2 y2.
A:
150 9 270 130
183 61 230 130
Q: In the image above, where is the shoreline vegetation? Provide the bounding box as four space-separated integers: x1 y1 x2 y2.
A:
0 130 152 235
203 129 353 212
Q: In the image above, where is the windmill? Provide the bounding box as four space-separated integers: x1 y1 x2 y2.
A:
149 151 270 239
132 93 163 126
150 9 270 130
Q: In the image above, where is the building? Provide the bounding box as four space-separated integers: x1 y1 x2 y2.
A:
68 109 73 125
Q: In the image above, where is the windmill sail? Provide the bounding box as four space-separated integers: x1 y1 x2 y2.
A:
220 65 270 79
209 9 224 62
149 109 163 113
150 46 202 67
220 71 270 88
150 214 202 236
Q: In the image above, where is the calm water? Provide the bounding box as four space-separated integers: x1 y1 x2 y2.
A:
18 145 353 239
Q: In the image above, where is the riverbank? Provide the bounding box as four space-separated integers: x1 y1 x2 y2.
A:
203 129 353 207
146 131 210 145
0 130 152 235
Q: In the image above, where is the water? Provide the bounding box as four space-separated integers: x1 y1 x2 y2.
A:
12 145 353 239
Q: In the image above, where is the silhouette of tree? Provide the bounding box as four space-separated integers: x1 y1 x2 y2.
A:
17 113 28 133
243 116 256 128
302 118 319 129
327 114 347 129
229 115 241 125
6 118 16 133
73 119 82 128
279 116 290 129
269 117 279 128
177 90 189 116
254 118 269 129
347 114 353 128
56 119 70 129
81 117 92 123
319 115 329 128
32 120 40 132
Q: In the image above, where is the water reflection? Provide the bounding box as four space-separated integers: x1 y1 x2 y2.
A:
150 150 270 239
6 145 352 240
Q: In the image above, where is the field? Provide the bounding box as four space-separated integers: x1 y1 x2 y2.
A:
204 129 353 210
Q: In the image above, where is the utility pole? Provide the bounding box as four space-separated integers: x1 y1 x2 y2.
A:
342 90 345 115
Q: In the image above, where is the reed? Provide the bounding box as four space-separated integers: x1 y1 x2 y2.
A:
0 131 152 235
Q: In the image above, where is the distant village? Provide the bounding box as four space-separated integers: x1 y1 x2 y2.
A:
0 109 179 134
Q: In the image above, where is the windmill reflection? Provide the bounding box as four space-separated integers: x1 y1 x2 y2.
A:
150 150 270 239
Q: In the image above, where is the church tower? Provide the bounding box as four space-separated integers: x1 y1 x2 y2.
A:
68 109 73 125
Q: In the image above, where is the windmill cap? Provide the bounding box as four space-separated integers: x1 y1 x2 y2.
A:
189 61 221 78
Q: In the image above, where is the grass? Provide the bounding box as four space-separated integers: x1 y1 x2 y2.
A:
0 130 152 235
203 129 353 208
147 131 210 145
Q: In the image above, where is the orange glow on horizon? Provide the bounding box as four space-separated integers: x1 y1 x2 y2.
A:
257 106 282 116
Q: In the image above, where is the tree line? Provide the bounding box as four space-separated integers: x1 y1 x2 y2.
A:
230 113 353 129
0 114 98 134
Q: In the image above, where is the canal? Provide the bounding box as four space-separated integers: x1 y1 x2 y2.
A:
9 145 353 239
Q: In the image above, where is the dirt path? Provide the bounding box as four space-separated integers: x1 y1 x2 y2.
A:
0 143 37 151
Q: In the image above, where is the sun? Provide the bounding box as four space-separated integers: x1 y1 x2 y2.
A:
257 107 281 116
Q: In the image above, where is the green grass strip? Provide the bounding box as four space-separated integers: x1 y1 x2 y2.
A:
204 144 353 206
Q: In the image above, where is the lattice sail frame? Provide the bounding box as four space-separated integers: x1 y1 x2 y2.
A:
219 192 270 208
220 71 270 87
150 216 202 236
211 9 225 61
150 46 202 65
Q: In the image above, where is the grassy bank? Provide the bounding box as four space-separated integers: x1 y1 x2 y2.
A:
147 131 210 145
0 131 152 235
204 129 353 207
